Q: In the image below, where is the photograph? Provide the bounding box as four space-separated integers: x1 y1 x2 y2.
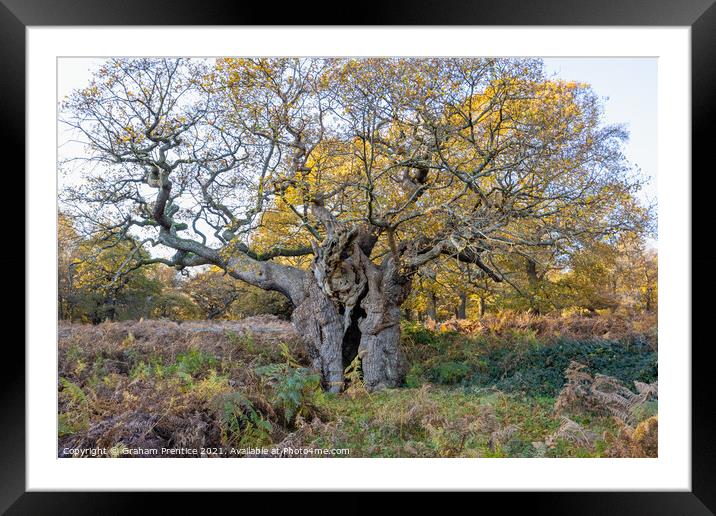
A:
56 56 658 459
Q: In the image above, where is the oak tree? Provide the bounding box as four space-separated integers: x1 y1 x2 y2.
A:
60 58 647 390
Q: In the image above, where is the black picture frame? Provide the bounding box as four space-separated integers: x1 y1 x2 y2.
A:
3 1 714 513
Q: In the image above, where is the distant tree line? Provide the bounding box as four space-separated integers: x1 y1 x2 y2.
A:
402 232 656 321
59 213 291 323
60 211 654 324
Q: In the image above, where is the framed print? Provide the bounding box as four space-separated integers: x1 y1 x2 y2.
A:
3 0 715 512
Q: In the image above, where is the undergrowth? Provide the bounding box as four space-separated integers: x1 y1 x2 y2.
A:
58 315 657 458
401 321 657 396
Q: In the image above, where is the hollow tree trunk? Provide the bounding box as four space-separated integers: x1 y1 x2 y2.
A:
285 213 410 392
290 255 409 392
289 268 408 391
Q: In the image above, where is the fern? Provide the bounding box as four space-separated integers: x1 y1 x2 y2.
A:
215 392 272 448
343 350 368 399
545 416 597 449
254 353 322 426
555 361 657 425
58 377 91 436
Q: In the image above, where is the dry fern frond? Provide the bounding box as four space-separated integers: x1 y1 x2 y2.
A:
489 424 519 450
343 350 369 399
471 404 498 434
553 361 594 414
545 416 597 449
634 380 658 399
605 415 658 457
555 362 657 426
372 384 444 435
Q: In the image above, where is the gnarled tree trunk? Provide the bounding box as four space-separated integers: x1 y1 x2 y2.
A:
290 277 345 392
356 257 409 391
224 209 410 392
288 211 409 392
289 258 408 392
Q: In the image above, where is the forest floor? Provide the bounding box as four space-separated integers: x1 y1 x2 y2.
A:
58 313 658 458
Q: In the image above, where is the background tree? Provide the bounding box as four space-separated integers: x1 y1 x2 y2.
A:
185 266 244 319
60 57 650 390
184 267 293 320
58 213 81 320
63 230 163 323
144 266 200 320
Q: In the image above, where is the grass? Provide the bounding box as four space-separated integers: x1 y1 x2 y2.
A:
314 386 625 457
57 314 657 458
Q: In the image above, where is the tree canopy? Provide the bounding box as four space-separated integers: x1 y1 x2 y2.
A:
61 57 648 288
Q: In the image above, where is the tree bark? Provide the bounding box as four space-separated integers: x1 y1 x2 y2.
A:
290 276 345 392
427 292 438 321
295 206 409 391
356 257 409 391
288 256 408 392
456 291 468 319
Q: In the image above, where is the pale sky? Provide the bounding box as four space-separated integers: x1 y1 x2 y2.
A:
542 58 657 203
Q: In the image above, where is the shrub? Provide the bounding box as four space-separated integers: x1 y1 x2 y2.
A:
420 311 657 348
402 321 440 347
402 323 656 395
427 361 472 385
404 364 425 388
470 339 657 396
